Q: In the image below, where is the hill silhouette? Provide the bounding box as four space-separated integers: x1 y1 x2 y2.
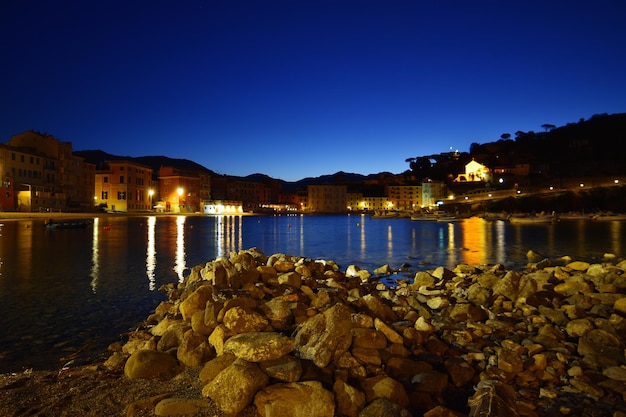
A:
75 113 626 186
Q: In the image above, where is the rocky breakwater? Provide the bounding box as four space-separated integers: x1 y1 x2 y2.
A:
106 248 626 417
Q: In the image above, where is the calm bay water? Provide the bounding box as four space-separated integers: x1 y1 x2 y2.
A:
1 214 625 373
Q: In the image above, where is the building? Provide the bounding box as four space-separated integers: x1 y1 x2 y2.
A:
94 160 153 212
203 199 243 214
386 184 421 211
307 184 347 213
360 195 392 212
158 166 201 213
347 192 364 211
2 131 95 212
454 159 492 183
421 180 447 209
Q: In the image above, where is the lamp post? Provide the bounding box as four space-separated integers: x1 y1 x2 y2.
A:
148 189 154 211
177 187 183 213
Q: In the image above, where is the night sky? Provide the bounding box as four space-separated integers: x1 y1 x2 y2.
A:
2 1 625 181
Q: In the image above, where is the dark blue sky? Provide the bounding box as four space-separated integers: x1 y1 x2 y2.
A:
2 1 625 181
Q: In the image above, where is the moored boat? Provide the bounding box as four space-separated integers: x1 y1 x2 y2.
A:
45 219 90 229
591 213 626 221
508 212 558 224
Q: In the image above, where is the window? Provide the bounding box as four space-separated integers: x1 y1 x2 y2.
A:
117 191 126 200
120 176 124 184
103 176 109 183
102 191 108 199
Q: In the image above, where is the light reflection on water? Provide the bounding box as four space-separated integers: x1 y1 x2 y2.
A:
175 215 186 282
146 216 156 290
0 214 625 373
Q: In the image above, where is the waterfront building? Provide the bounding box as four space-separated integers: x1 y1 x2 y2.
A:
347 192 364 211
421 180 447 209
203 199 243 214
2 131 95 212
307 184 347 213
94 160 153 212
386 184 421 211
360 195 392 212
159 166 201 213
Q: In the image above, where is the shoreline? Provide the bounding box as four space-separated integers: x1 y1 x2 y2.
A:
0 211 258 222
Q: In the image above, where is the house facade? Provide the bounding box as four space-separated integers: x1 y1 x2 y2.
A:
306 184 347 213
454 159 492 183
1 131 95 212
95 160 153 212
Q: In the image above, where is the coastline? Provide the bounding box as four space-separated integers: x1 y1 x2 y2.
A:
0 211 235 222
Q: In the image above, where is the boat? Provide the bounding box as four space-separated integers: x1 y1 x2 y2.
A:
371 211 399 219
591 213 626 221
558 212 594 221
479 212 510 221
508 212 558 224
45 219 90 229
410 213 439 221
436 216 463 223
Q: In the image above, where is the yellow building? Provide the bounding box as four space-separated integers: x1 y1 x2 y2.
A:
386 184 421 211
3 131 95 212
95 160 153 212
307 184 347 213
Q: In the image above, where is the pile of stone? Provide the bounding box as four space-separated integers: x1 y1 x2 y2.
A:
106 248 626 417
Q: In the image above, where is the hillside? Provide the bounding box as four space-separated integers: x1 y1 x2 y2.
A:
76 113 626 186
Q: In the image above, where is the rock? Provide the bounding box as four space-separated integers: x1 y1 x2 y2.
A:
374 264 392 275
294 303 353 367
259 355 302 382
154 398 210 416
614 296 626 314
223 331 295 362
177 329 214 367
254 380 335 417
202 358 269 415
179 284 213 322
578 329 625 367
492 270 537 301
360 375 409 408
124 349 181 380
112 248 626 417
222 306 269 334
199 353 236 384
358 397 411 417
334 379 366 417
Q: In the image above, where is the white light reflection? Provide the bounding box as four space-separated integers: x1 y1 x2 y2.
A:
387 224 393 258
146 216 156 290
447 223 457 267
360 214 366 258
494 220 506 265
216 215 243 258
174 216 186 282
299 214 304 255
90 218 99 293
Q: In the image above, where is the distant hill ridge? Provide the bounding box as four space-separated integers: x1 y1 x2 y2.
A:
72 150 387 190
74 112 626 187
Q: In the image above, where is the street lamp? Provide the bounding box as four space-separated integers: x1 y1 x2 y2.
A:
177 187 183 213
148 189 154 210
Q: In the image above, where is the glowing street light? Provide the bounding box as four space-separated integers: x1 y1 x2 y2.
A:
148 189 154 210
177 187 184 213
